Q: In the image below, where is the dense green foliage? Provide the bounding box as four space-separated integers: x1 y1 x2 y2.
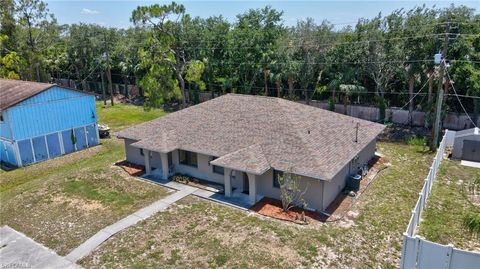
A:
1 1 479 114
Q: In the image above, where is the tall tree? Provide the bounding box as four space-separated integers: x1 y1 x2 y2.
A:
132 2 193 107
15 0 57 81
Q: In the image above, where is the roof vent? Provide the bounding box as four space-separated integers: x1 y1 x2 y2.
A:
307 130 310 134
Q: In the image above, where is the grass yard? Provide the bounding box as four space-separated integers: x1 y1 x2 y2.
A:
418 159 480 251
96 102 167 132
80 141 435 268
0 103 169 255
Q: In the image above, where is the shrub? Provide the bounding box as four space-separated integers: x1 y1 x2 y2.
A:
407 135 427 147
463 213 480 237
328 98 335 111
377 97 387 123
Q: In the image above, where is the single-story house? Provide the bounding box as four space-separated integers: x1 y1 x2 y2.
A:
0 79 99 167
452 127 480 162
117 94 385 211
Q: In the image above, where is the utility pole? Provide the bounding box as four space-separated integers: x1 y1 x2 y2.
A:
431 21 451 150
100 71 106 106
103 32 114 106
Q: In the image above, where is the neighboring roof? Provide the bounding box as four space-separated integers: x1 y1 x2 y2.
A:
0 79 94 112
118 94 386 181
0 79 55 112
455 127 479 138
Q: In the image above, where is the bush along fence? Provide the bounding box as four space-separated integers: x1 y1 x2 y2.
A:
400 130 480 269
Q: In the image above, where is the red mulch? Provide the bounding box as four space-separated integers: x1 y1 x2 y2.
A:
116 161 145 176
250 198 327 223
251 156 389 224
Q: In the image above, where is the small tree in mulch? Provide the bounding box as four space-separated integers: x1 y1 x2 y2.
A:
278 168 308 213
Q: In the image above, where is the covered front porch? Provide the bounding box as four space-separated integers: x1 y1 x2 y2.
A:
137 146 263 207
223 168 262 205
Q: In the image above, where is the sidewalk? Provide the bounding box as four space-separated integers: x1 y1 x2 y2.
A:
65 185 197 263
0 226 79 269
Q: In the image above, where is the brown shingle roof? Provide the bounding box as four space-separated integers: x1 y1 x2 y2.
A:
118 94 385 180
0 79 55 111
0 79 95 112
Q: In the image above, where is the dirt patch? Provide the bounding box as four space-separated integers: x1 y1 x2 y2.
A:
52 195 106 211
116 161 145 176
379 125 431 141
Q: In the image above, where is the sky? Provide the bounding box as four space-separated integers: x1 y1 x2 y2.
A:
45 0 480 29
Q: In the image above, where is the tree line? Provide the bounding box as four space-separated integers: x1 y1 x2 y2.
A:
1 0 479 124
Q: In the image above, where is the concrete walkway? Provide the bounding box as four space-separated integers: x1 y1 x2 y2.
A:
65 186 197 263
461 160 480 169
143 175 255 210
0 226 79 269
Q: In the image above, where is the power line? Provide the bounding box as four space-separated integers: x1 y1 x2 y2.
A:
445 68 477 128
398 79 430 111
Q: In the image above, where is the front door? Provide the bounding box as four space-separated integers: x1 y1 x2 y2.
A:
243 173 249 194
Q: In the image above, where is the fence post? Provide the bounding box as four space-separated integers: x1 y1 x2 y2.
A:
411 209 418 232
400 234 408 269
445 244 454 269
415 236 423 269
419 192 424 215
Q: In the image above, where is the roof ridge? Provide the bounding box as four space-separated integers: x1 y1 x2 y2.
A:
276 98 323 171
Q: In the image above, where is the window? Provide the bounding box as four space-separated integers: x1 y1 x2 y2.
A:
0 113 3 122
211 157 224 175
140 148 144 156
179 150 197 167
273 170 283 188
213 165 224 175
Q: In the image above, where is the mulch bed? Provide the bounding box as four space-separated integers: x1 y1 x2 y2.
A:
251 155 390 224
115 161 145 176
250 198 327 224
171 175 224 193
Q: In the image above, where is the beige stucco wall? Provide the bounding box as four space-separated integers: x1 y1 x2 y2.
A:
173 150 225 184
124 138 164 171
125 139 144 165
322 138 376 210
452 135 480 159
256 169 325 211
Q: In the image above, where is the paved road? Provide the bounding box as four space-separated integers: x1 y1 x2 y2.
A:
65 186 197 263
0 226 79 269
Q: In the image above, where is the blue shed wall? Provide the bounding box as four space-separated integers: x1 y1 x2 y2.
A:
1 86 100 168
9 86 97 140
0 139 17 166
0 110 13 140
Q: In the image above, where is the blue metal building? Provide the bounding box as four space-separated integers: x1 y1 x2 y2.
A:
0 79 99 167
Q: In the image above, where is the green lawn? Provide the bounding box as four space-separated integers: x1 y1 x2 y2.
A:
96 102 167 132
0 103 169 255
80 141 435 268
418 160 480 251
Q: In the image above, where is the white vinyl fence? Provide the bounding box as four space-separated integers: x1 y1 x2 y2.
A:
400 131 480 269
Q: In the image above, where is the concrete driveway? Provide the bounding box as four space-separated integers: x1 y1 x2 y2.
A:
0 226 79 269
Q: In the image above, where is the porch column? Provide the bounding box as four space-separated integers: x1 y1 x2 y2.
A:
247 173 257 205
144 149 151 175
160 152 169 180
224 168 232 197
